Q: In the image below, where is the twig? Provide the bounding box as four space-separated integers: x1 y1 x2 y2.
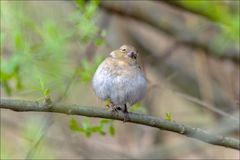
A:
0 98 239 150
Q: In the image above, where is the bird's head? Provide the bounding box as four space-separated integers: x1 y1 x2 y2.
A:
110 45 138 63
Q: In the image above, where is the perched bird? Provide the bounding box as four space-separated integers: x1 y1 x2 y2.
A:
92 45 147 121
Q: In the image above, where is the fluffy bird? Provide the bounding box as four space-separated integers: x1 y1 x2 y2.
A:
92 45 147 121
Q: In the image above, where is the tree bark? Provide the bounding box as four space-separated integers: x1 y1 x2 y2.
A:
1 98 239 150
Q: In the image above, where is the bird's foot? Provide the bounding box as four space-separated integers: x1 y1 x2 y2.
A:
110 106 118 115
123 112 129 122
123 104 129 122
106 102 120 115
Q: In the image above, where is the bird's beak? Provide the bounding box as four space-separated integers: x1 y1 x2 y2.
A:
127 51 137 59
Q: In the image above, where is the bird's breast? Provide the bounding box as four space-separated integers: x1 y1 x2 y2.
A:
92 57 147 106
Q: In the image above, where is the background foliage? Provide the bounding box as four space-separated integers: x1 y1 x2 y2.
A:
1 0 239 159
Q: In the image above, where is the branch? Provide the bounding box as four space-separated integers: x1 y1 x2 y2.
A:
1 98 239 150
100 1 239 63
160 0 234 25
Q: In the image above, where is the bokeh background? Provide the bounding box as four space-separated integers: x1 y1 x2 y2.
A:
1 0 239 159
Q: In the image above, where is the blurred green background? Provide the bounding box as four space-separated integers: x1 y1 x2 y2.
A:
1 0 239 159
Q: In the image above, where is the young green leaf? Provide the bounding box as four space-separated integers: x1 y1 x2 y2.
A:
165 112 173 121
69 118 84 132
109 124 115 136
100 119 110 124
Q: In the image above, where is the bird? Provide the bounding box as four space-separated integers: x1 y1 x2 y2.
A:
92 45 147 122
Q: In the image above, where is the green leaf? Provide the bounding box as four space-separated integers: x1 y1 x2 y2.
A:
85 0 99 19
70 118 79 130
2 54 22 75
82 119 90 131
38 78 50 96
1 80 12 95
44 89 50 96
78 56 104 82
14 31 25 50
16 73 23 90
90 126 101 132
109 124 115 136
165 113 173 121
100 119 110 124
129 102 147 113
75 0 85 11
69 118 84 132
95 38 104 46
39 78 45 91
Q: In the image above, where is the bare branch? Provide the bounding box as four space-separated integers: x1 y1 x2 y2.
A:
0 98 239 150
100 1 239 63
160 0 233 25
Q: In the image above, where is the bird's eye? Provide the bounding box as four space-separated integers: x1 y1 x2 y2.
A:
121 48 126 52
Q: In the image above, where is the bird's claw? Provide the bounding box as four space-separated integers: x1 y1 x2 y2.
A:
123 112 129 122
110 106 118 115
106 103 119 115
123 104 129 122
106 103 129 122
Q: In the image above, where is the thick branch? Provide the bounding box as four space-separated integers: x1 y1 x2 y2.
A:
160 0 231 24
0 98 239 150
100 1 239 63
